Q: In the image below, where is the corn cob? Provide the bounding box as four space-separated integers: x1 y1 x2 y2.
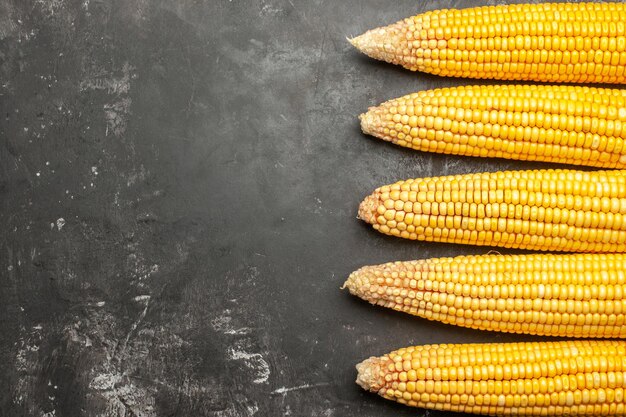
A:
361 84 626 169
358 169 626 252
345 253 626 338
350 2 626 84
357 340 626 416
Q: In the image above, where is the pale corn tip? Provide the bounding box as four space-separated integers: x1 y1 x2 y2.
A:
357 191 381 224
347 31 368 52
355 357 384 392
349 24 404 62
359 110 381 137
342 269 367 297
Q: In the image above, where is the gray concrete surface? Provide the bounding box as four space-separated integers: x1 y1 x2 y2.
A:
1 0 569 416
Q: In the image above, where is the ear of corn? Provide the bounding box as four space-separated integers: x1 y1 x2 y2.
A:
358 169 626 252
357 340 626 416
350 2 626 84
345 253 626 338
361 84 626 169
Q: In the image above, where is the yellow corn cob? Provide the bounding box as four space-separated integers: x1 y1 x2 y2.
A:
350 2 626 84
358 169 626 252
361 85 626 169
344 253 626 338
357 340 626 416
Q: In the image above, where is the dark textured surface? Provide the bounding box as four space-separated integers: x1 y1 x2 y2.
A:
0 1 563 416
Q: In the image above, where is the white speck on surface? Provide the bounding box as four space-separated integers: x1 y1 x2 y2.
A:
36 172 40 177
133 295 151 302
246 404 259 415
249 38 264 48
56 218 65 230
260 1 283 16
225 328 251 335
91 166 98 175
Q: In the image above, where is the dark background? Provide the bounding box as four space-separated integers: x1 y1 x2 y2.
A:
0 0 565 416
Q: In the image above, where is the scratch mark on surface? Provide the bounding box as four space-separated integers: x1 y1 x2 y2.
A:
271 382 331 395
116 296 150 362
312 30 327 98
183 44 196 116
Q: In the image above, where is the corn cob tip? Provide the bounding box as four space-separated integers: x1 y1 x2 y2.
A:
349 23 405 63
355 357 384 392
342 269 366 297
348 29 382 58
357 191 381 224
359 110 381 137
347 34 363 50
